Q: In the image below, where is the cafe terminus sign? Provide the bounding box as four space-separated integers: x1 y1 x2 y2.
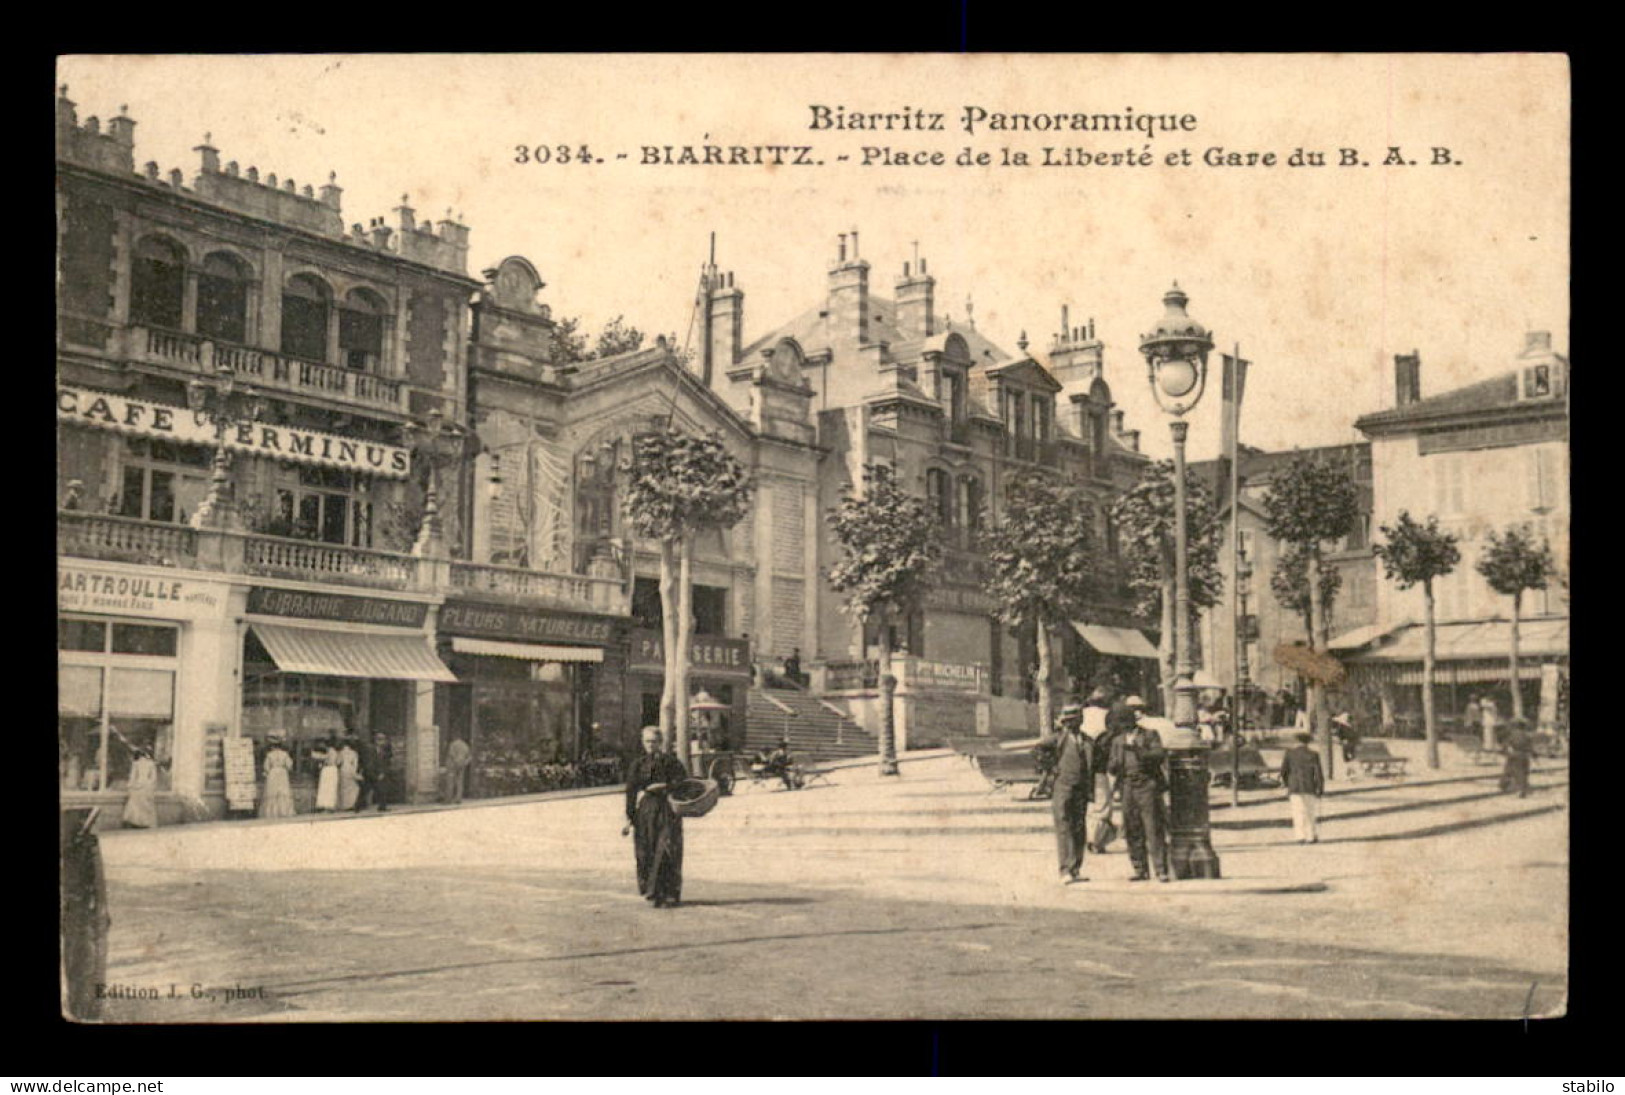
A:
58 386 411 479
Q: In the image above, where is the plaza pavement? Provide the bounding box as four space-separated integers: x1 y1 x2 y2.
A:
88 737 1567 1021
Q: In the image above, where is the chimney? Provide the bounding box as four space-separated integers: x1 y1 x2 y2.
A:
828 230 870 347
55 85 77 132
320 172 343 211
1523 330 1553 355
1049 304 1105 393
1394 350 1421 406
895 254 935 339
194 133 219 174
705 269 744 385
368 217 393 249
395 194 416 234
107 106 135 149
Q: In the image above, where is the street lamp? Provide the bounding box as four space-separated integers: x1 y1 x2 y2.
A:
1140 283 1221 880
407 407 466 556
186 364 264 530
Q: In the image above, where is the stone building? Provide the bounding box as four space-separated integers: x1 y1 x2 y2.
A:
1338 334 1570 732
701 233 1156 743
1192 442 1377 723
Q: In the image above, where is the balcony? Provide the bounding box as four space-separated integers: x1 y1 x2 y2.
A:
450 560 629 616
59 511 627 617
58 511 198 568
125 326 407 412
242 534 419 590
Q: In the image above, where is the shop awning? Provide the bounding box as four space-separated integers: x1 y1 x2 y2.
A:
1343 617 1569 664
449 637 604 663
250 622 459 682
1071 622 1159 660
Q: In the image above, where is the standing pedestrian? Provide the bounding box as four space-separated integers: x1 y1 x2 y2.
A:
313 737 340 813
1332 712 1360 764
1500 717 1535 798
122 747 159 829
1279 731 1326 843
337 734 361 812
370 732 395 811
1108 697 1170 882
1462 694 1482 737
1481 693 1502 748
1043 703 1093 885
1081 688 1118 854
623 726 688 908
259 731 296 819
443 734 472 804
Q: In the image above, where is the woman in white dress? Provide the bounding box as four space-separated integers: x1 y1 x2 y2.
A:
260 733 297 819
314 737 340 813
337 736 361 811
122 747 160 829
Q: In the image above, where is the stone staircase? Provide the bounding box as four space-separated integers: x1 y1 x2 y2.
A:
744 685 877 760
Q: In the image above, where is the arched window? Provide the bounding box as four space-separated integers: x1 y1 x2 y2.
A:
130 236 185 330
339 287 389 373
960 476 983 534
196 251 251 343
281 273 331 363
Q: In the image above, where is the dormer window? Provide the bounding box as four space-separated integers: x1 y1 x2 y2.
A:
943 367 967 428
1522 364 1552 400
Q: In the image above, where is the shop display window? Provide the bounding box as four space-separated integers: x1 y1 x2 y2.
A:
58 617 176 793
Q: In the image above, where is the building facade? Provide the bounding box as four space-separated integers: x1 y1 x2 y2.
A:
1193 443 1377 721
1340 335 1570 732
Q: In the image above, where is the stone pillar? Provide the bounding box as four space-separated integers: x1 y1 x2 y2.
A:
174 610 241 802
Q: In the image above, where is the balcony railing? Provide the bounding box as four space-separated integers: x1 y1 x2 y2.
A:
58 511 198 568
59 511 629 612
242 534 419 589
125 326 406 412
449 560 628 615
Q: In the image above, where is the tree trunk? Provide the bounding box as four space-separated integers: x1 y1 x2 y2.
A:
1306 546 1332 779
1034 620 1054 735
1423 580 1440 769
1159 577 1176 716
1508 589 1524 723
658 538 678 750
878 609 899 776
674 533 695 775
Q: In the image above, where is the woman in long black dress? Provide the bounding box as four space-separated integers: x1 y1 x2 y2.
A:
624 726 688 908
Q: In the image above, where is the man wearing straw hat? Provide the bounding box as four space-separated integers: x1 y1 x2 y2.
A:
623 727 689 908
1043 703 1094 885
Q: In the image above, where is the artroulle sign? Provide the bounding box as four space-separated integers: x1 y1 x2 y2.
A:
57 386 410 479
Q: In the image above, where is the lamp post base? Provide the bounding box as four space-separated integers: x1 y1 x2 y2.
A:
1166 746 1222 880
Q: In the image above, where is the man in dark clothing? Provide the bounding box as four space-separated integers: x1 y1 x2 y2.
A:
1042 703 1094 884
1108 700 1170 882
1279 731 1326 843
352 731 391 813
1500 718 1535 798
624 727 688 908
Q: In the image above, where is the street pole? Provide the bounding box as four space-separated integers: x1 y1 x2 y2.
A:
1171 419 1196 732
1233 545 1251 809
1228 341 1244 808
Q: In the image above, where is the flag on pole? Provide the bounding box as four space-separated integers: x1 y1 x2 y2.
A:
1220 353 1251 503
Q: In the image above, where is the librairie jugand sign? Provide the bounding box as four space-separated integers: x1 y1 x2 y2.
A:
57 386 411 478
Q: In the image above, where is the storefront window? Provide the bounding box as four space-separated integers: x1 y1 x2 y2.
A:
58 617 176 793
456 656 584 798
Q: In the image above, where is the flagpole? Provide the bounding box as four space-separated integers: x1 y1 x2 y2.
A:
1229 343 1244 805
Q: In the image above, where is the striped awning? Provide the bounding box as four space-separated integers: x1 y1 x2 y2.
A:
449 637 604 663
1072 622 1159 660
251 622 458 682
1344 617 1569 663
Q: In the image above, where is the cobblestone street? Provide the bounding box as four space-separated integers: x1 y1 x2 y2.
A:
92 745 1568 1021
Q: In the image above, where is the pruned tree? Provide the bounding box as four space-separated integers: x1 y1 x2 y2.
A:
554 314 648 364
1270 542 1344 645
983 469 1101 735
623 428 753 769
1262 455 1360 772
1373 510 1462 769
593 315 645 359
1110 460 1224 715
1475 524 1556 733
826 465 945 776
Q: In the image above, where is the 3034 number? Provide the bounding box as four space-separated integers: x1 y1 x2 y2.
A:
514 145 598 165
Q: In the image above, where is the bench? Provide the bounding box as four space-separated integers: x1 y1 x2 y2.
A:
976 750 1049 799
798 762 835 789
1449 733 1498 766
1209 745 1280 789
1354 740 1409 778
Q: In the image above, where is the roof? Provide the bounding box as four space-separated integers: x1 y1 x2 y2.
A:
1356 370 1564 432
